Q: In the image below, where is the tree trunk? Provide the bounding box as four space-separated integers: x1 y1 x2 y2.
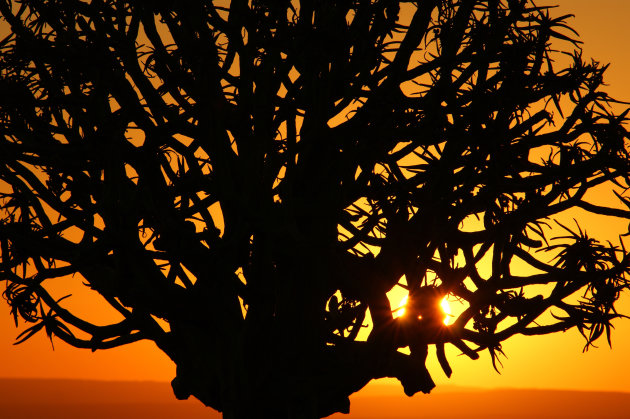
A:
168 256 332 418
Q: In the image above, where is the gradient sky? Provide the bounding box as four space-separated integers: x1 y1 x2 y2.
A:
1 0 630 397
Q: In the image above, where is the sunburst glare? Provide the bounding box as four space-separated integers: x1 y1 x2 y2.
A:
393 295 452 325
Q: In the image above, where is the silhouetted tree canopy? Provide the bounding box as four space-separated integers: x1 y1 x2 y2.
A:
1 0 630 417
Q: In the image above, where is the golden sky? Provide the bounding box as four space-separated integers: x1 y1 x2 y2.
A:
1 0 630 397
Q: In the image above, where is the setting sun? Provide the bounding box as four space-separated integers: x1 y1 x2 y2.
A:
393 295 409 318
441 297 452 325
393 295 452 325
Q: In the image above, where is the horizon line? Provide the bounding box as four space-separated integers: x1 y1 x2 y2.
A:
1 377 629 396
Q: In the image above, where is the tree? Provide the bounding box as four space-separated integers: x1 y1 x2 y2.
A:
1 0 630 417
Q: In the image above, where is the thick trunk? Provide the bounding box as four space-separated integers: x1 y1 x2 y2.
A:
166 201 436 417
169 322 438 418
168 253 336 418
174 356 327 419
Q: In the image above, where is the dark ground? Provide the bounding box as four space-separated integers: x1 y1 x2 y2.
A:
1 379 628 418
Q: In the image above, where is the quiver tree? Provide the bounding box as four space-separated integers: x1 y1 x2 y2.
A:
1 0 630 417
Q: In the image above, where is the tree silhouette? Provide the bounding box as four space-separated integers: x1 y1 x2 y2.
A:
1 0 630 417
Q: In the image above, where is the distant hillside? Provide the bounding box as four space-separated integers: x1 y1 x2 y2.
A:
0 379 215 419
332 386 630 419
1 379 629 419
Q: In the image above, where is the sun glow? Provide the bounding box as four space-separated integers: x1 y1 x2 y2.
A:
393 295 452 325
441 297 452 325
393 295 409 318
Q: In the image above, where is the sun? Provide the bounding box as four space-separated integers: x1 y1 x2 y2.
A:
440 297 452 325
393 295 409 318
393 295 452 325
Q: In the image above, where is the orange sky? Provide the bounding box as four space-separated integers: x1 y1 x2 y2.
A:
1 0 630 399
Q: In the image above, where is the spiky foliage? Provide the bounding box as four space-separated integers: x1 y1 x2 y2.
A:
1 0 630 417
